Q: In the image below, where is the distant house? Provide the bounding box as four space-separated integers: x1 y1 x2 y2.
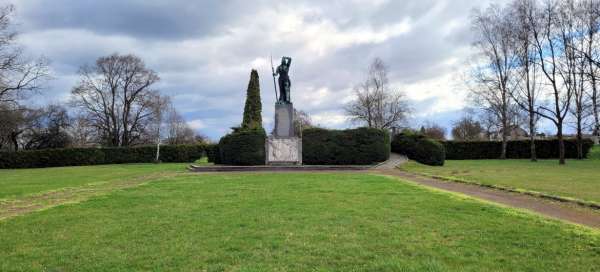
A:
488 126 529 141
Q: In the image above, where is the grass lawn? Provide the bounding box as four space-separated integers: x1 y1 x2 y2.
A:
0 163 188 200
401 147 600 204
0 168 599 271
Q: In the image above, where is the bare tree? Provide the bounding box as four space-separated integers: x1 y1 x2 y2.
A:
164 103 197 145
581 0 600 137
0 103 41 151
149 93 170 162
419 122 446 140
69 113 97 147
345 58 410 130
0 103 71 151
0 5 49 104
470 4 519 159
452 116 486 141
510 0 543 161
527 0 574 165
555 0 592 159
70 53 160 147
293 109 314 136
22 104 72 150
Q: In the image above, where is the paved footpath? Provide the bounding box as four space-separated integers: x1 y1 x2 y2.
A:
373 154 600 229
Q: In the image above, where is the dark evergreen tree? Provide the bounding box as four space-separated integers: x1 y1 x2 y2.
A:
241 70 263 130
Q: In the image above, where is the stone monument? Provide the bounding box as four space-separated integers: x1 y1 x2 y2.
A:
266 56 302 165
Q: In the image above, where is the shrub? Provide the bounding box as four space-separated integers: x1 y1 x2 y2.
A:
302 127 390 165
205 143 221 164
218 129 266 166
391 131 445 166
442 139 594 160
0 144 206 169
390 130 422 159
411 138 446 166
241 70 263 130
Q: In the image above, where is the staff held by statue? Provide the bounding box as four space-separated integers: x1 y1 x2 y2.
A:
270 54 278 101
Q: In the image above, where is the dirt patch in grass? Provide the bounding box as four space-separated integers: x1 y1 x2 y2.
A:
0 172 184 220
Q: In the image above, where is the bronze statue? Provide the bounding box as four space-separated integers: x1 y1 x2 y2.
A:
273 57 292 104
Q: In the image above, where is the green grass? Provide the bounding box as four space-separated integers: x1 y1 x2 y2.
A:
401 155 600 204
0 163 187 200
0 171 598 271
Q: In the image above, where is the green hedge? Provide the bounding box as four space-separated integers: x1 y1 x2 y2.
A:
218 129 266 166
0 145 206 169
391 132 445 166
205 143 221 164
302 127 390 165
442 139 594 160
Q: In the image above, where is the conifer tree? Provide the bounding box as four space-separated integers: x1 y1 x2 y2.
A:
241 70 263 130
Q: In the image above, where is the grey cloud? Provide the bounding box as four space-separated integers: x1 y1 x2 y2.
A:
15 0 264 40
9 0 499 139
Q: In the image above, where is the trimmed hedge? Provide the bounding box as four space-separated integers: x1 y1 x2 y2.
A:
391 132 445 166
302 127 390 165
0 145 206 169
442 139 594 160
205 143 221 164
218 129 266 166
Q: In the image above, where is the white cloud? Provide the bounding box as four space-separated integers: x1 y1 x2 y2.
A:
311 111 350 128
187 119 206 130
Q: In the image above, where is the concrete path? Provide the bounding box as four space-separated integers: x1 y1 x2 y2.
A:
373 154 600 229
374 153 408 170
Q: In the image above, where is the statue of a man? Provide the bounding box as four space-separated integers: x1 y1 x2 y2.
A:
274 57 292 104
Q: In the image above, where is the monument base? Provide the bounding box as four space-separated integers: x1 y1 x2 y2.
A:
266 136 302 165
274 103 295 138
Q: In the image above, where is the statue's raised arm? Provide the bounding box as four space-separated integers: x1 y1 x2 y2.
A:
283 57 292 68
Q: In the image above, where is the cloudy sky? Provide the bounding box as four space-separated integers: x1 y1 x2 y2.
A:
7 0 510 140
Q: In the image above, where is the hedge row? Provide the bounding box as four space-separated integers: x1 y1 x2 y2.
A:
442 139 594 160
302 127 390 165
217 129 266 165
0 145 206 169
391 132 445 166
206 144 221 164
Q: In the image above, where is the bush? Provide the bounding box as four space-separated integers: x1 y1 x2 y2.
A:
0 144 206 169
302 127 390 165
205 144 221 164
218 129 266 166
391 131 445 166
411 138 446 166
443 139 595 160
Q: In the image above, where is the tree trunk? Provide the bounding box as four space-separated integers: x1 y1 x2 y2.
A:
500 111 508 160
576 122 583 160
501 135 507 160
11 133 18 152
589 37 599 137
592 77 599 136
557 122 565 165
529 114 537 162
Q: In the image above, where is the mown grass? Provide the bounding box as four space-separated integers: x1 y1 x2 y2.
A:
0 172 598 271
0 163 188 200
401 149 600 204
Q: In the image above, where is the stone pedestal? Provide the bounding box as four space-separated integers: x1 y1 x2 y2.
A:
274 103 295 138
266 136 302 165
266 103 302 165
